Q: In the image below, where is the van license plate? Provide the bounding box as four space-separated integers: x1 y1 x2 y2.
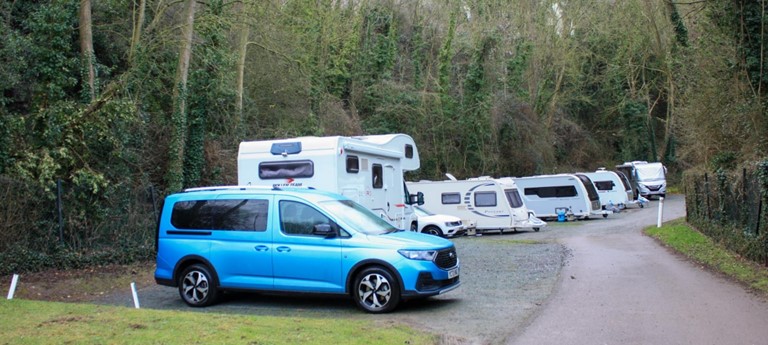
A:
448 267 459 279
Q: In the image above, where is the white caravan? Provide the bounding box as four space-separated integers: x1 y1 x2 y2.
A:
238 134 422 229
406 176 546 234
616 161 667 199
582 169 631 211
511 174 605 220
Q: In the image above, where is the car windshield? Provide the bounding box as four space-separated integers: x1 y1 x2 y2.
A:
414 206 434 216
318 199 399 235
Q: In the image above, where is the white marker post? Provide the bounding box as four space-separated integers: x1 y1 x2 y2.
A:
7 274 19 300
657 197 665 228
131 282 140 308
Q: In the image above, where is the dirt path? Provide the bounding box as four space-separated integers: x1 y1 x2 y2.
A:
508 195 768 345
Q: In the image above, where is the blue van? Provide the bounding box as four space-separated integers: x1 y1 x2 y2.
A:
154 186 460 313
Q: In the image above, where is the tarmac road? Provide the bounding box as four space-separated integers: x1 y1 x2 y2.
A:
508 194 768 345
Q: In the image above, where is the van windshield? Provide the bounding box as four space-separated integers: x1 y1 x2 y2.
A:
318 199 399 235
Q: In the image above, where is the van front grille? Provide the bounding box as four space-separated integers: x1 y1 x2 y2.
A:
434 247 458 269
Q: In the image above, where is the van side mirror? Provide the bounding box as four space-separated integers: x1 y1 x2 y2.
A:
312 223 336 238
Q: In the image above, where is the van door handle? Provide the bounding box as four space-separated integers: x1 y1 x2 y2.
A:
276 246 291 253
254 245 269 252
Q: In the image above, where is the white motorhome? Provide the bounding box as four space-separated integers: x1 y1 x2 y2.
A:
238 134 422 229
616 161 667 199
511 174 605 220
406 176 546 234
582 169 631 211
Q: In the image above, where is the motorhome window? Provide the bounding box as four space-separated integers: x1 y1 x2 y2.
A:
405 144 414 158
279 200 333 236
576 175 600 201
524 186 577 198
372 164 383 188
441 193 461 204
474 191 497 207
594 180 615 191
504 189 524 208
171 199 269 231
258 160 314 179
346 155 360 173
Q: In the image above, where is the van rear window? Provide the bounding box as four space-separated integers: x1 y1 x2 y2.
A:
258 160 314 179
171 199 269 231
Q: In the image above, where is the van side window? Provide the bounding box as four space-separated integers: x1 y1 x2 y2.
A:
280 201 332 236
372 164 383 189
346 155 359 173
524 186 577 198
474 191 497 207
171 199 269 231
258 160 314 179
441 193 461 204
404 144 414 158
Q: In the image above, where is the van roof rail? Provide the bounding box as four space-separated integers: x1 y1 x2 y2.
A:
183 185 318 193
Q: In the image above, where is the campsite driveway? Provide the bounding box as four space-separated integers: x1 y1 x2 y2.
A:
102 195 768 344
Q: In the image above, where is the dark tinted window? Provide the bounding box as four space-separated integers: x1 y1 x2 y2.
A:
504 189 524 208
280 201 333 236
474 191 497 207
405 144 414 158
576 174 600 201
614 171 632 190
346 155 359 173
171 199 269 231
594 180 615 191
372 164 383 188
525 186 578 198
258 160 314 179
441 193 461 204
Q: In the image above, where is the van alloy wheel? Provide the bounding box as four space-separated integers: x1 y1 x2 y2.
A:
179 264 219 307
354 267 400 313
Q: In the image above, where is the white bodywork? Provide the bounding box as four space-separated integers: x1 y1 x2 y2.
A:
238 134 420 229
582 170 630 211
413 206 467 237
406 176 546 233
510 174 604 220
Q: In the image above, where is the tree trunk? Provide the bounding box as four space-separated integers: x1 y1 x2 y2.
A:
166 0 196 192
79 0 95 101
129 0 146 64
235 1 249 138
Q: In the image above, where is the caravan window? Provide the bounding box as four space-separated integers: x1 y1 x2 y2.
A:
372 164 383 188
405 144 414 158
576 174 600 202
474 191 497 207
525 186 577 198
441 193 461 204
346 155 360 173
594 180 615 191
504 189 524 208
171 199 269 231
258 160 314 179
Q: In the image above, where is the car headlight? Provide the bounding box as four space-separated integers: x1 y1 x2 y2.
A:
398 249 437 261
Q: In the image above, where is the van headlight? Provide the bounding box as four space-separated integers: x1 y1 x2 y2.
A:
398 249 437 261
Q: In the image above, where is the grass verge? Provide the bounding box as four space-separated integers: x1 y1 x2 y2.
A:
645 219 768 297
0 299 435 345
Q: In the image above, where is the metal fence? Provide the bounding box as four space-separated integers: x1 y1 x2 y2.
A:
0 176 158 274
684 164 768 266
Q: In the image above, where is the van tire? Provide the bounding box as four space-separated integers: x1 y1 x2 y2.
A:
422 225 444 237
178 264 219 307
353 266 400 313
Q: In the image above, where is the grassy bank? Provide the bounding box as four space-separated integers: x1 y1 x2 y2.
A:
0 299 435 345
645 219 768 296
